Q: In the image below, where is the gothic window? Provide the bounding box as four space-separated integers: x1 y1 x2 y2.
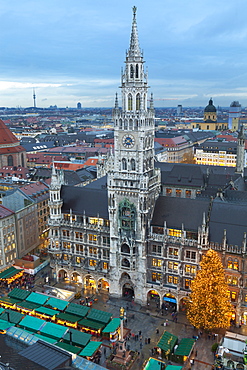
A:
119 119 123 129
135 64 139 78
124 119 128 129
7 155 13 166
130 64 134 78
121 243 130 254
136 93 140 110
129 119 133 130
118 199 136 231
122 158 127 171
134 120 138 129
131 158 136 171
122 258 130 268
128 94 133 110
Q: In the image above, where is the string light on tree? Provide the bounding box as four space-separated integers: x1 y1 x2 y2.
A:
187 249 232 332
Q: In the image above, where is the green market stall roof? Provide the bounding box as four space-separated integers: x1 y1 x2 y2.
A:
63 328 91 347
0 307 4 314
0 308 24 324
8 287 30 301
0 296 21 305
56 341 81 354
157 331 178 353
34 306 58 317
78 318 105 331
86 308 112 324
79 341 102 357
65 303 90 318
45 297 69 311
0 319 12 332
33 333 57 344
165 366 183 370
40 321 68 340
16 301 41 311
102 318 120 333
19 315 46 333
26 292 48 305
56 312 81 323
174 338 195 357
0 266 23 280
143 357 167 370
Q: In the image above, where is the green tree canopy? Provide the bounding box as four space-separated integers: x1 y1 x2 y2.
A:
187 249 232 332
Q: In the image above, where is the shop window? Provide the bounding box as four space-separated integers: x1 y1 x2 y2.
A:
185 190 191 198
176 189 182 197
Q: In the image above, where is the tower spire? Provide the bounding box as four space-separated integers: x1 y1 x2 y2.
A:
128 6 141 58
33 88 36 108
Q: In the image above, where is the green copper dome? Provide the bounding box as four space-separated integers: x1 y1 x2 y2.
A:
204 98 216 113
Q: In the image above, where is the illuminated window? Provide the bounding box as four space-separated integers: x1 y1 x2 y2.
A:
168 276 178 285
227 260 233 269
233 261 239 270
89 247 97 256
88 234 97 243
152 259 162 268
89 218 103 226
185 265 196 274
185 190 191 198
168 229 182 237
103 262 108 270
185 279 191 289
232 277 238 285
76 257 81 264
152 272 161 281
231 291 237 302
245 294 247 303
176 189 182 197
166 188 172 196
62 230 70 238
168 247 178 257
89 259 97 267
75 232 83 240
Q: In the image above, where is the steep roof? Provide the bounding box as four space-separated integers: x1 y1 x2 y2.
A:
0 119 19 146
151 196 210 231
61 183 109 219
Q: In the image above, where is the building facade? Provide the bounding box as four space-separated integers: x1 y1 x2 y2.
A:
48 8 247 327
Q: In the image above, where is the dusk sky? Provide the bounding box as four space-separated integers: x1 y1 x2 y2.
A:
1 0 247 109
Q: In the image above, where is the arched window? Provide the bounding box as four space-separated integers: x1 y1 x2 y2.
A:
122 258 130 268
7 155 13 166
131 159 136 171
143 93 146 109
122 158 127 171
130 65 134 78
135 64 139 78
136 93 140 111
119 119 122 129
124 119 128 130
129 119 133 130
119 198 136 231
128 94 133 110
121 243 130 254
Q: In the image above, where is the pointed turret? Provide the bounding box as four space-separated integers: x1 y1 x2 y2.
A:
127 6 141 59
236 125 245 176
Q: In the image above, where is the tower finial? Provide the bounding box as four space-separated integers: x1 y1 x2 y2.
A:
115 93 119 109
128 5 141 58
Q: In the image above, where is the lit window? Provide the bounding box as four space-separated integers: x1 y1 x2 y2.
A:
89 259 97 267
233 261 239 270
227 260 233 269
168 247 178 257
168 229 182 237
103 262 108 270
88 234 97 243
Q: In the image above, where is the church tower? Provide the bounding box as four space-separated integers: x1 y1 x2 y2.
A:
107 7 160 304
235 125 245 175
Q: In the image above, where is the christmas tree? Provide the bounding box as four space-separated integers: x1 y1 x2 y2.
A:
187 249 232 331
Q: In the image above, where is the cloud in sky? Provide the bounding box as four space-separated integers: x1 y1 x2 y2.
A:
1 0 247 108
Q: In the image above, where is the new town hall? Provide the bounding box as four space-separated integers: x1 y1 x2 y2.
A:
48 7 247 326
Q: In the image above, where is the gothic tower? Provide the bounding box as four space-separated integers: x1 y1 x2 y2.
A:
236 125 245 175
107 6 160 304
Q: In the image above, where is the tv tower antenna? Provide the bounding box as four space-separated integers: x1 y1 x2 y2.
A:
33 88 36 108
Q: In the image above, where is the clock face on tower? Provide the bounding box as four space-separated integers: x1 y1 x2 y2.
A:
122 134 135 148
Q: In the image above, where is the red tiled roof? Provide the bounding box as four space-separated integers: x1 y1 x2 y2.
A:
20 181 49 196
0 119 19 145
0 146 26 154
0 205 14 218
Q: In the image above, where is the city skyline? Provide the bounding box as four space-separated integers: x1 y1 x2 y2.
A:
1 0 247 109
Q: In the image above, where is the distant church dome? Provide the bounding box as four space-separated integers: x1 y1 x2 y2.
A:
204 98 216 113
